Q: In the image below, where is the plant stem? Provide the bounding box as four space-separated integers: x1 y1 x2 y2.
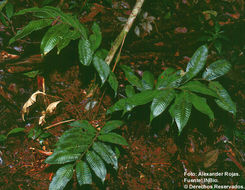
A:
44 119 75 130
105 0 145 66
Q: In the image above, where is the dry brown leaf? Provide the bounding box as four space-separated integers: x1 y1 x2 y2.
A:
22 90 46 121
46 101 62 114
39 111 46 126
204 149 219 168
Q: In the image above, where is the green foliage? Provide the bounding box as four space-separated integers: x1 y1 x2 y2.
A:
45 120 126 189
9 6 117 92
0 127 25 143
108 45 236 134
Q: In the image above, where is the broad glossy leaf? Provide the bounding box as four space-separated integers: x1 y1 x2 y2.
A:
57 30 80 54
150 89 175 121
49 164 73 190
106 99 126 114
93 56 110 85
69 120 97 133
169 92 192 134
89 22 102 51
142 71 154 90
76 161 92 185
125 85 135 97
181 45 208 84
189 93 214 120
108 72 118 96
209 81 236 115
7 128 25 136
86 151 107 182
40 23 69 55
98 132 128 146
100 120 123 134
121 65 143 90
156 68 181 89
93 142 118 170
180 81 217 97
78 38 93 66
9 19 52 44
45 151 80 164
202 59 231 80
125 90 158 111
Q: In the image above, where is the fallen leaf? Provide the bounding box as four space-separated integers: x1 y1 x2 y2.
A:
204 149 219 168
39 111 46 126
174 27 188 34
22 91 46 121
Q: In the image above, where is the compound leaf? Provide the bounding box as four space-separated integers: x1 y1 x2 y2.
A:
180 81 217 97
150 89 175 121
86 151 107 183
169 92 192 134
202 59 231 80
93 142 118 170
45 151 80 164
189 93 214 120
209 81 236 115
76 161 92 185
49 164 73 190
121 65 143 90
100 120 123 134
142 71 154 90
98 132 128 146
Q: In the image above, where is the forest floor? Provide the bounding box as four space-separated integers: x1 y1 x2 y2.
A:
0 0 245 189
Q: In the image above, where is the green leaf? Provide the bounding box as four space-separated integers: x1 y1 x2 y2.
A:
125 90 158 112
98 132 128 146
89 22 102 51
78 38 93 66
209 81 236 115
202 59 231 81
76 161 92 185
7 128 25 136
100 120 123 134
57 30 80 54
9 19 52 44
23 70 40 78
49 164 73 190
0 135 7 142
93 142 118 170
69 120 97 133
5 2 14 18
45 151 80 164
125 85 135 97
189 92 214 120
150 89 175 121
0 0 8 12
107 98 126 114
93 56 110 85
40 23 70 55
180 81 217 97
169 92 192 134
142 71 154 90
180 45 208 84
120 65 143 90
86 151 107 182
156 68 181 89
108 72 118 96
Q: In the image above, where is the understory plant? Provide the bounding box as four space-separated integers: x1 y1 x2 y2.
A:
7 2 237 190
108 45 236 134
